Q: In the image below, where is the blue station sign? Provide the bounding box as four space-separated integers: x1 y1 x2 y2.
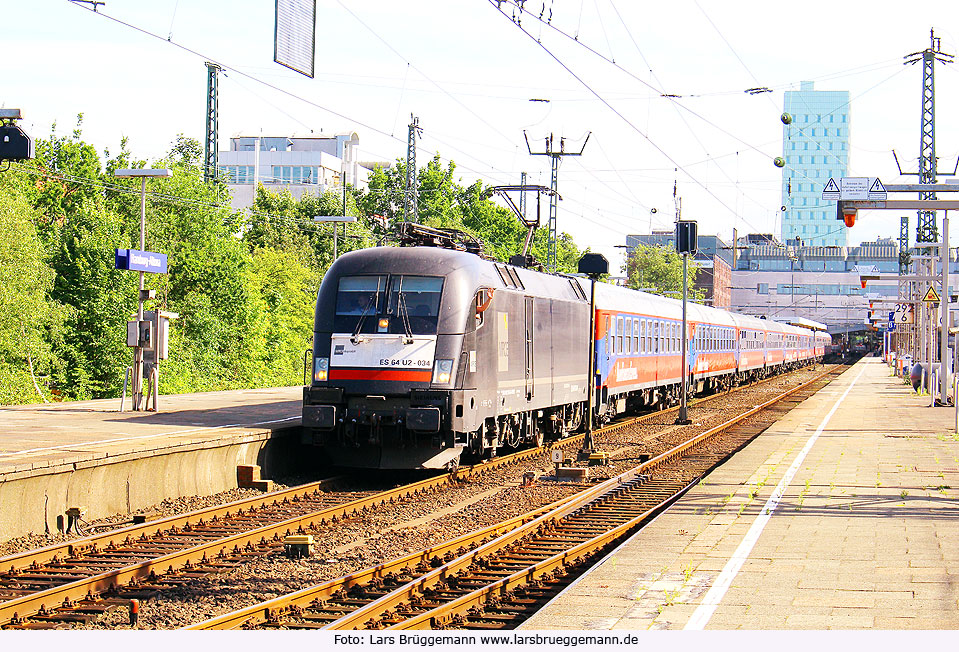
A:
115 249 168 274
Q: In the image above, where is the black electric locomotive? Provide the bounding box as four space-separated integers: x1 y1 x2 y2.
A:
302 245 591 469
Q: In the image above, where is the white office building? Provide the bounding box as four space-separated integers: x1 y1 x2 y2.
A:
217 132 373 210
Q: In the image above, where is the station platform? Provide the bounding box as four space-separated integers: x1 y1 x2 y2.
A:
522 357 959 630
0 387 304 541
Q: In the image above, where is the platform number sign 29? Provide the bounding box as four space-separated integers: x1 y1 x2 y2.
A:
894 304 914 324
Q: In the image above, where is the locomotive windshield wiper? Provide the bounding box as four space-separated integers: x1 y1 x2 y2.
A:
396 292 415 345
350 295 377 344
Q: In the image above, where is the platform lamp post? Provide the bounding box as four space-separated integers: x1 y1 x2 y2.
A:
675 220 697 426
313 215 358 260
114 168 172 410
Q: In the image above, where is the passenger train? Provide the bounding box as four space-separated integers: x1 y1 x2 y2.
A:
302 245 830 469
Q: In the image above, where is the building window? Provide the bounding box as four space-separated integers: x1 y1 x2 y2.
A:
218 165 255 184
270 166 322 184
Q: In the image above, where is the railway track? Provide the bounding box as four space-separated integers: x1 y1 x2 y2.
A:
0 364 837 629
0 417 607 629
187 365 842 630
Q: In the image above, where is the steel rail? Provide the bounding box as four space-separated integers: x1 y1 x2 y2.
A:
0 359 807 578
185 497 573 630
1 425 613 628
1 363 830 628
0 476 346 573
0 472 464 626
322 365 840 630
185 368 832 630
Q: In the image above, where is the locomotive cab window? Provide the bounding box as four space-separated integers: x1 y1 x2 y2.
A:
334 274 443 335
334 276 386 334
387 276 444 334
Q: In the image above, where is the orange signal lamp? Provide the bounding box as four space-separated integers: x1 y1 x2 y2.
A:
860 278 868 289
842 207 857 228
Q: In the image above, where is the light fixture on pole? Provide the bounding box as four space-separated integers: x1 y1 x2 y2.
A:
114 168 172 411
312 215 357 260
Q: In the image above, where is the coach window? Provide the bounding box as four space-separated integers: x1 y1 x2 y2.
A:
605 316 611 358
633 320 639 353
641 320 647 353
625 319 631 354
617 317 624 353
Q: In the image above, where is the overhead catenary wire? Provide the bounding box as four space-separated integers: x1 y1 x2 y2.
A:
494 0 911 223
64 1 526 205
488 1 770 236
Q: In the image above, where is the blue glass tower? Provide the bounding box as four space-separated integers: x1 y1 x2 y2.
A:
781 81 850 247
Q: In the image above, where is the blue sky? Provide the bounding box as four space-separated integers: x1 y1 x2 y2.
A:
7 1 959 270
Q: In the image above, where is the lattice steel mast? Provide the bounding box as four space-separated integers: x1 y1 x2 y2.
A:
525 132 590 272
203 62 222 183
904 29 953 244
405 115 422 222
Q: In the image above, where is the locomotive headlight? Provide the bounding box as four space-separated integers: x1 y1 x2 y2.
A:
313 357 329 382
432 359 453 384
378 318 389 332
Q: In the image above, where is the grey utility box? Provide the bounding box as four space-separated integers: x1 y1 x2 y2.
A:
126 310 178 362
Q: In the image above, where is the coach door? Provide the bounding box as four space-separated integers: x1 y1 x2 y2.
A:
525 296 534 400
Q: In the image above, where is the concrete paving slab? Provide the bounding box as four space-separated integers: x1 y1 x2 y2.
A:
0 386 305 540
520 358 959 630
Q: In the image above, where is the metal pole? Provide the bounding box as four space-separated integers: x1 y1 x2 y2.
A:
941 211 950 404
134 176 146 411
928 256 936 406
584 279 597 452
677 252 690 425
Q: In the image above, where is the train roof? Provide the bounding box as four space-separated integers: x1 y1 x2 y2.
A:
323 246 587 303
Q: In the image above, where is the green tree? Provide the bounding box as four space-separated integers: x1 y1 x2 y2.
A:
22 118 142 399
357 155 585 271
247 184 373 275
0 171 65 403
624 243 705 302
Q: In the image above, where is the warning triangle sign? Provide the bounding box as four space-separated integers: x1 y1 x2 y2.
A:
868 178 886 193
923 287 940 302
823 178 840 193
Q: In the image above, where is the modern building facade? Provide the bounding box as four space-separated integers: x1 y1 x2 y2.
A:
781 81 850 247
731 236 899 334
217 133 372 210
